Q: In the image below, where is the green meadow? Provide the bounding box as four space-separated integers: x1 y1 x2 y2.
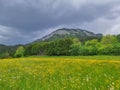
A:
0 56 120 90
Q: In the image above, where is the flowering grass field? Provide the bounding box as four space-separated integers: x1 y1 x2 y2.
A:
0 56 120 90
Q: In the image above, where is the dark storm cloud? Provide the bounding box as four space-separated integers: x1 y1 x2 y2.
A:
0 0 112 30
0 0 120 45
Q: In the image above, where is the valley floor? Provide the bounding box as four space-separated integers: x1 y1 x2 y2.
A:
0 56 120 90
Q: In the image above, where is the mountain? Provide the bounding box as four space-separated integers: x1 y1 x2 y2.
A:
0 44 21 57
0 28 102 57
34 28 102 43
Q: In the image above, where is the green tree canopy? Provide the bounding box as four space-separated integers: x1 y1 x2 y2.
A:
85 39 99 47
116 34 120 42
101 35 118 45
14 46 25 57
72 38 81 45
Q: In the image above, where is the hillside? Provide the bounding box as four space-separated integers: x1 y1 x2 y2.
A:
0 44 21 58
1 29 120 58
34 28 102 43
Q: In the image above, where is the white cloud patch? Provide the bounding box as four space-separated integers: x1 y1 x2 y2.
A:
0 25 35 45
107 17 120 34
0 25 22 38
79 15 120 35
109 24 120 34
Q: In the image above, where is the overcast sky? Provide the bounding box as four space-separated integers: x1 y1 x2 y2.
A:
0 0 120 45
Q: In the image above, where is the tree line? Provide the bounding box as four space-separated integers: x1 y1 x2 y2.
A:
1 34 120 58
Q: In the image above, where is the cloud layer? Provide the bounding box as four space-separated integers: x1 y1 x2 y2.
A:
0 0 120 45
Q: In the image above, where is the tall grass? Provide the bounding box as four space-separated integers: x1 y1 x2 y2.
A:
0 56 120 90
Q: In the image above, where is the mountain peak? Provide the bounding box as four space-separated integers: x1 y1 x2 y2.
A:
34 28 102 42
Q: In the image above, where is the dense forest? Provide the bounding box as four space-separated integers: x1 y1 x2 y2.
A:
0 34 120 58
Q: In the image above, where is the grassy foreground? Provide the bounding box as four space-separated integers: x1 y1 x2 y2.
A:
0 56 120 90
